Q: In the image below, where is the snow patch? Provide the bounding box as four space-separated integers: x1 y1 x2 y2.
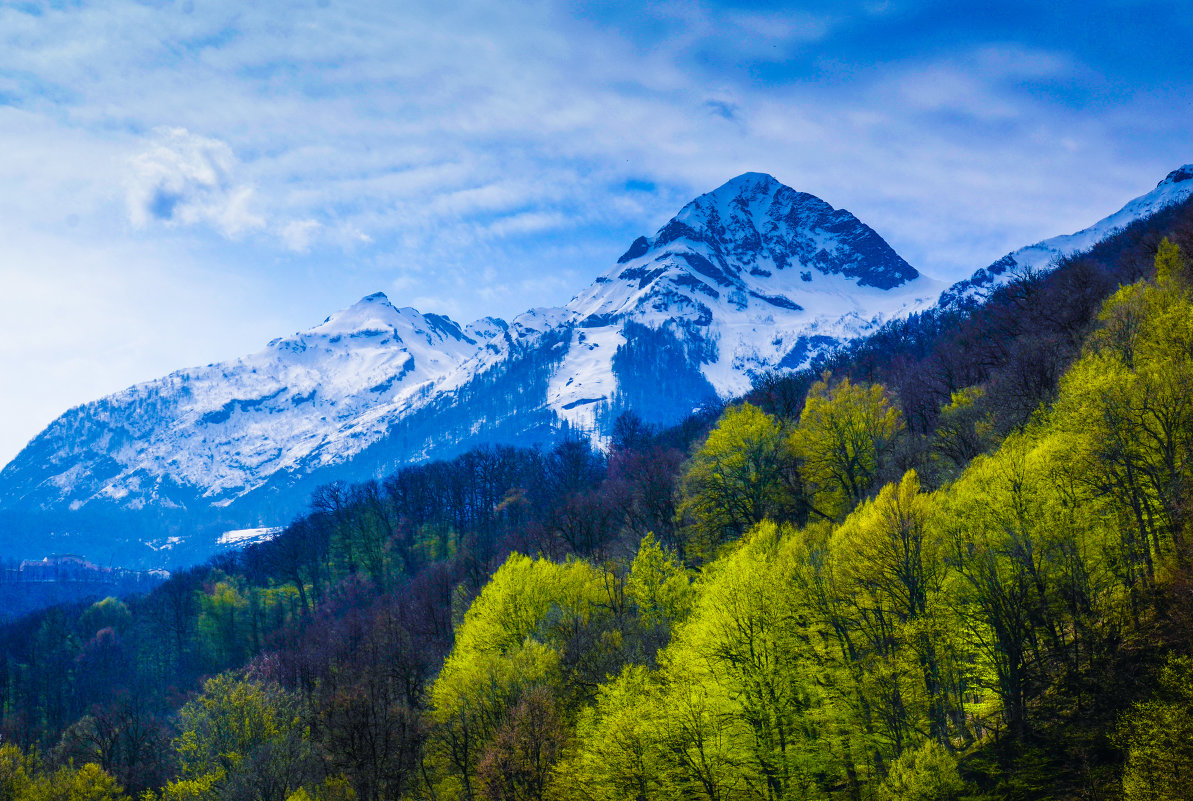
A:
217 527 283 547
547 326 625 432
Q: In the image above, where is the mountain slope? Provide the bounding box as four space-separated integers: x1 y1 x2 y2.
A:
940 164 1193 307
0 295 504 510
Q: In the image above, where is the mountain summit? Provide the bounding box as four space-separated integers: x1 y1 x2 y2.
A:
574 172 924 321
555 173 935 430
643 172 916 288
0 291 499 539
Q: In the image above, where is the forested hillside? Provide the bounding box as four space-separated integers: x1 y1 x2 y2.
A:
0 199 1191 801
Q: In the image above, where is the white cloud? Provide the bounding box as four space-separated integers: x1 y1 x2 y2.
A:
486 210 571 238
281 218 321 252
126 127 265 237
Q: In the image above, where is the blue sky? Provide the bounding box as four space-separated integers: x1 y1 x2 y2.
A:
1 0 1190 464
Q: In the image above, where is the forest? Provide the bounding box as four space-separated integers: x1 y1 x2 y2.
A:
1 197 1191 801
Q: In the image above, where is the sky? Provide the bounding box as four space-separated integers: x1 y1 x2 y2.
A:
1 0 1191 466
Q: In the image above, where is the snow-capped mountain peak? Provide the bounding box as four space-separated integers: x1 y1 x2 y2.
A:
654 171 919 289
1157 164 1193 188
0 292 496 533
314 290 402 333
671 174 912 287
556 173 937 430
303 291 481 352
463 316 509 344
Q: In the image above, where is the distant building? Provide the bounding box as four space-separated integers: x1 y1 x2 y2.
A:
6 554 167 585
18 554 108 582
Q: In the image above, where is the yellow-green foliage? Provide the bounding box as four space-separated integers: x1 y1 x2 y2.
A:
676 403 793 558
446 553 608 659
791 376 902 520
80 597 133 636
551 665 666 801
935 424 1125 737
0 744 129 801
0 744 34 800
826 471 970 750
168 673 314 801
660 521 828 799
1054 249 1193 582
1154 237 1189 289
558 522 845 800
935 386 994 467
192 572 304 671
160 773 221 801
284 782 356 801
876 740 968 801
33 763 128 801
1119 656 1193 801
626 533 693 628
194 573 249 666
428 553 614 799
830 470 938 629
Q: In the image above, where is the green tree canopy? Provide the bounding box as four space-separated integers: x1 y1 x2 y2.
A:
1119 656 1193 801
790 376 902 521
676 403 796 560
167 673 318 801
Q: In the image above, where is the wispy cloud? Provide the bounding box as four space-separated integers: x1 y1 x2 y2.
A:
126 127 264 237
280 218 322 253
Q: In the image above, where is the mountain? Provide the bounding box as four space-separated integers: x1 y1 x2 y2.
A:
0 168 1184 567
940 163 1193 307
0 298 513 563
0 295 504 508
551 172 935 427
